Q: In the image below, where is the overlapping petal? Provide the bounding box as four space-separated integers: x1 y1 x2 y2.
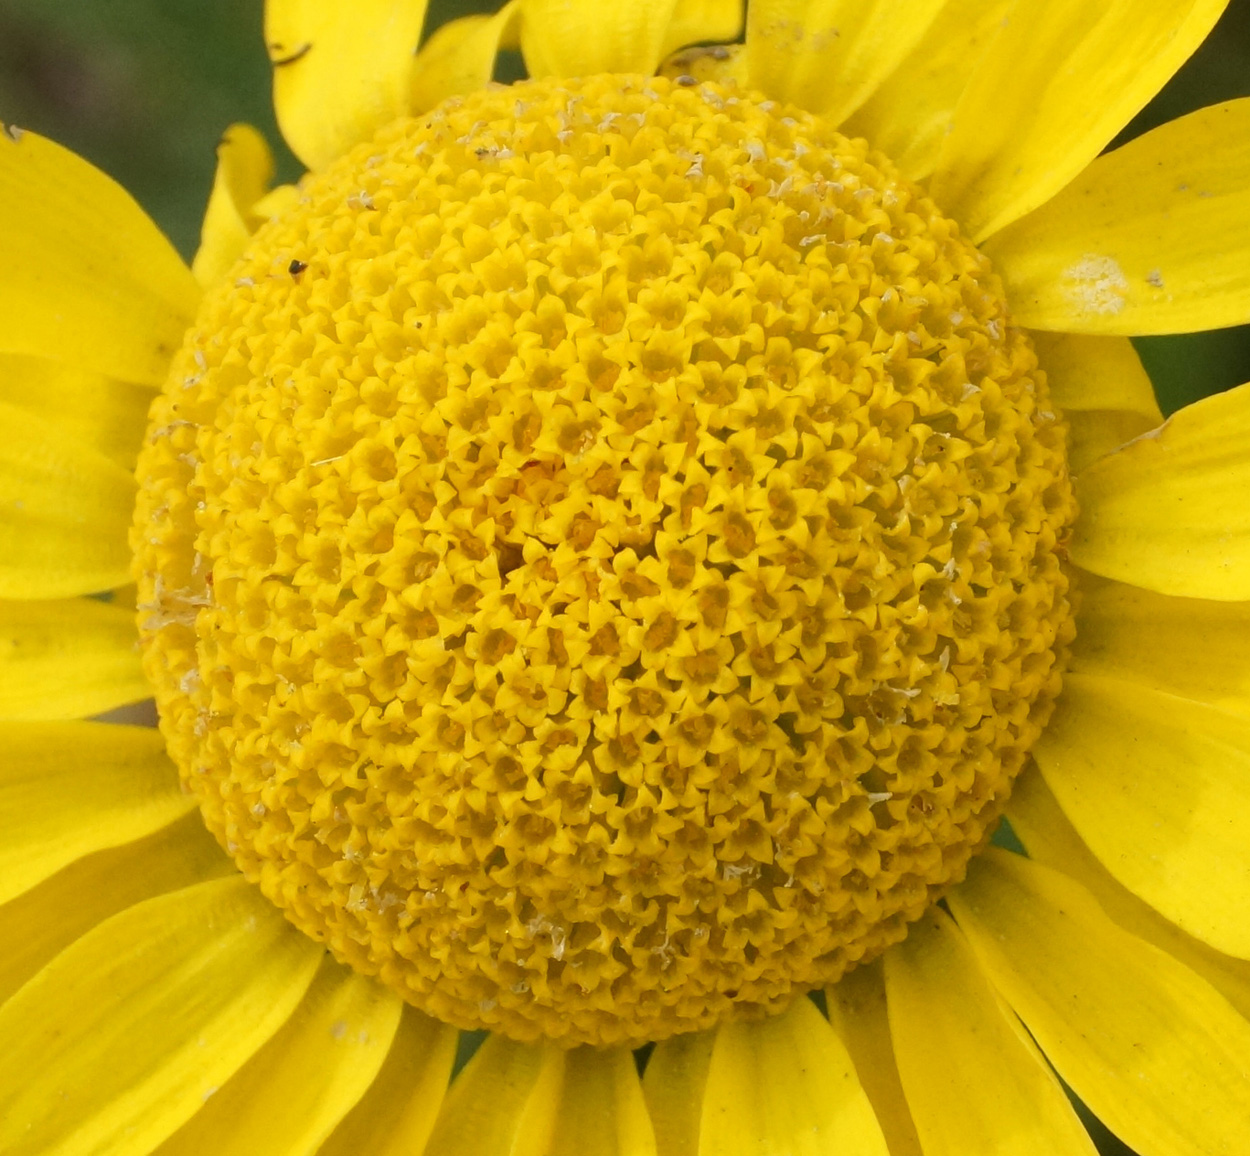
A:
987 99 1250 335
931 0 1229 242
521 0 681 78
410 2 522 113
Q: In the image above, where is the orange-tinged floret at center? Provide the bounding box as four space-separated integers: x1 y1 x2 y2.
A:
132 73 1076 1047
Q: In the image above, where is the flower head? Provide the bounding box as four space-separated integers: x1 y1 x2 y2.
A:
2 1 1250 1153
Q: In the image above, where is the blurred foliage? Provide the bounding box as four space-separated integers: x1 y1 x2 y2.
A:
1 6 1247 1155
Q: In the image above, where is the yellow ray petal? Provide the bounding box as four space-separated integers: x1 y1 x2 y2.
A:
0 402 136 598
0 721 193 907
1031 333 1161 421
265 0 429 171
658 43 746 85
0 128 198 384
1065 409 1158 474
316 1007 457 1156
698 996 889 1156
409 2 522 114
825 961 923 1156
988 97 1250 333
1036 670 1250 960
192 124 280 289
931 0 1228 243
1070 574 1250 713
885 907 1097 1156
0 598 147 720
1070 381 1250 600
1008 766 1250 1023
0 353 152 471
424 1034 566 1156
643 1028 715 1156
843 0 1010 181
0 812 231 1007
549 1046 658 1156
743 0 946 126
153 957 402 1156
949 849 1250 1156
661 0 744 57
520 0 681 78
0 875 322 1156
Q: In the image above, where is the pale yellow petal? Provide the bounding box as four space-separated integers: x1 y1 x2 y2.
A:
0 597 147 720
191 124 279 289
316 1007 458 1156
0 721 193 906
1070 381 1250 599
644 1029 715 1156
0 875 322 1156
698 996 890 1156
825 961 923 1156
520 0 680 78
0 353 152 471
410 3 522 114
1008 766 1250 1023
1070 574 1250 713
0 128 197 384
0 812 231 1006
885 907 1097 1156
265 0 430 171
1036 670 1250 959
744 0 946 125
0 402 136 598
988 98 1250 333
549 1047 658 1156
843 0 1010 181
153 957 402 1156
1032 332 1162 420
949 849 1250 1156
424 1034 565 1156
661 0 744 57
658 43 746 85
931 0 1228 242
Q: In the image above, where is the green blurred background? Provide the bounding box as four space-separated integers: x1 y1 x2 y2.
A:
1 0 1248 415
1 4 1247 1154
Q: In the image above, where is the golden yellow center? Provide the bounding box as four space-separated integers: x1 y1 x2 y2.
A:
133 74 1075 1047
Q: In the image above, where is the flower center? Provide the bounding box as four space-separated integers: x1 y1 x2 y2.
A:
133 73 1075 1048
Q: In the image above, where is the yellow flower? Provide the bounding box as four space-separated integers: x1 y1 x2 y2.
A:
2 0 1249 1153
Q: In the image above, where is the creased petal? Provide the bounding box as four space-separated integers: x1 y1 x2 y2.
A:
0 875 322 1156
1032 333 1161 421
949 849 1250 1156
0 721 193 907
0 353 152 471
644 1029 714 1156
931 0 1228 242
0 402 137 598
316 1007 457 1156
0 128 198 384
1065 410 1159 474
548 1047 658 1156
884 907 1096 1156
153 957 402 1156
844 0 1010 181
743 0 946 125
698 996 889 1156
825 961 923 1156
0 598 146 720
1037 669 1250 959
0 813 232 1007
192 124 280 289
265 0 429 171
1071 381 1250 599
410 2 522 114
424 1034 565 1156
987 98 1250 333
520 0 680 77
